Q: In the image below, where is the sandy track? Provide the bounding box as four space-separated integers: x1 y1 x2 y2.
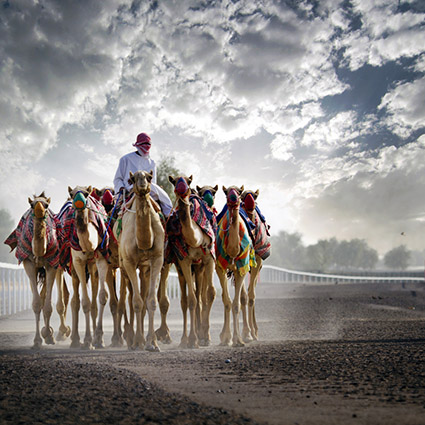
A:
1 281 425 424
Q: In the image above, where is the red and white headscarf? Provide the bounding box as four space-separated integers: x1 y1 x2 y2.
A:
133 132 151 154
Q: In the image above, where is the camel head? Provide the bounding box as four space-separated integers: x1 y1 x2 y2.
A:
129 170 153 196
68 185 92 210
28 191 51 219
196 185 218 208
241 189 259 213
223 185 244 209
169 175 193 199
94 187 115 213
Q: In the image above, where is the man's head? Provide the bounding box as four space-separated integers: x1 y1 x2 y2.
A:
133 132 151 155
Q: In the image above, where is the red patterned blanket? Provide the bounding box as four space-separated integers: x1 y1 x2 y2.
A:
165 195 216 264
4 209 60 268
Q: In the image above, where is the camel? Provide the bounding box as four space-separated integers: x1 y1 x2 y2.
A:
114 170 164 351
166 176 216 348
4 192 60 348
240 189 271 342
66 186 111 349
94 186 129 347
215 185 256 347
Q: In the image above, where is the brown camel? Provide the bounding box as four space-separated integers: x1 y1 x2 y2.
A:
4 192 60 348
166 176 216 348
67 186 111 349
95 186 130 347
215 185 256 347
240 189 271 342
114 171 164 351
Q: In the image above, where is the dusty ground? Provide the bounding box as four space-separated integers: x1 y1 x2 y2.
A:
1 280 425 424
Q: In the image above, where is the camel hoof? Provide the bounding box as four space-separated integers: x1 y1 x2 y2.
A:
155 328 172 344
70 340 82 349
219 341 231 347
110 338 123 348
44 335 56 345
243 334 253 344
145 344 161 352
31 340 42 350
199 338 211 347
232 338 245 348
82 341 94 350
56 326 71 341
188 340 199 349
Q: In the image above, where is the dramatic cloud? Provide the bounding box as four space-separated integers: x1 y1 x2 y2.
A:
1 0 424 256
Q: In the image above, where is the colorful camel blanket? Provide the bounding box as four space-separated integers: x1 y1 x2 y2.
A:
215 210 256 276
4 209 60 268
165 195 216 264
56 196 109 269
250 209 271 260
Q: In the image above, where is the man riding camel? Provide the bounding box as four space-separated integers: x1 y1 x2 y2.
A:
113 132 173 216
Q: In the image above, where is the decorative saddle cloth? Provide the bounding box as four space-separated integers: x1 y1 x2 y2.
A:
56 196 109 269
250 208 271 260
215 209 256 276
165 194 216 264
4 208 60 268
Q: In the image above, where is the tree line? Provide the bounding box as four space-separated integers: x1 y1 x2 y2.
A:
269 230 421 272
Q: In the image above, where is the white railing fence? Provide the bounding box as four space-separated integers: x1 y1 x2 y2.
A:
1 262 424 317
0 262 181 317
260 265 425 284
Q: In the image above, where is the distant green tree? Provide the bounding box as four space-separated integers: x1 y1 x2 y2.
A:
334 239 378 270
269 230 306 269
0 208 16 263
157 155 181 204
383 245 411 270
304 238 338 271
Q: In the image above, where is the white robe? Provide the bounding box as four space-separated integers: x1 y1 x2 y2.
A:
113 151 172 216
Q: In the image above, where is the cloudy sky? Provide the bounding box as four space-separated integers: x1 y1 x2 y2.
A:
1 0 424 256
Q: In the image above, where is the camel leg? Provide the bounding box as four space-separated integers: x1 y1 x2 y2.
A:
240 284 252 343
118 272 133 347
181 260 199 349
123 259 145 350
193 265 203 341
216 266 232 346
89 262 99 336
72 254 94 350
106 267 121 347
94 256 109 349
200 258 216 346
23 260 43 349
177 268 189 348
248 257 262 341
70 268 82 348
40 266 56 345
155 263 172 344
55 268 71 341
145 256 163 352
139 267 150 346
232 273 246 347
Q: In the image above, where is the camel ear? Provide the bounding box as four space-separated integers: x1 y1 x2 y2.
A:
169 175 176 185
28 197 33 205
46 197 51 205
196 185 201 193
147 170 153 181
87 186 92 195
40 191 46 198
240 185 244 193
254 189 259 199
128 172 135 184
188 175 193 185
222 185 227 194
68 186 73 195
213 185 218 194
